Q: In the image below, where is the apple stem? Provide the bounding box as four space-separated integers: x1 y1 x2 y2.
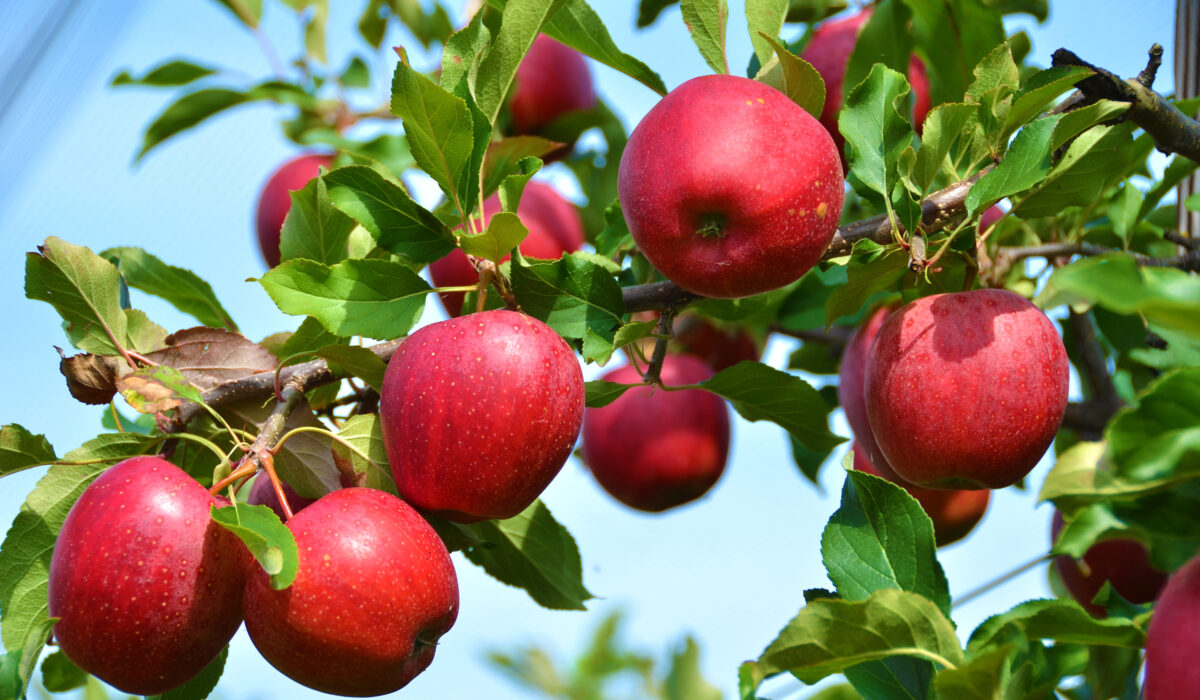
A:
209 458 258 496
261 452 295 521
641 308 677 386
954 553 1053 609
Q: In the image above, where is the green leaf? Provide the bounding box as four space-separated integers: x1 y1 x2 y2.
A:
511 252 624 344
212 0 262 27
844 0 914 106
1004 65 1093 138
391 52 485 216
302 0 329 63
111 59 216 87
638 0 679 26
913 102 977 192
278 316 344 361
681 0 730 74
138 89 248 159
1050 99 1130 153
841 65 915 208
491 0 667 95
460 212 529 263
315 344 387 393
755 35 825 119
822 469 951 614
482 137 560 197
745 589 964 688
790 435 835 486
901 0 1006 107
1037 255 1200 339
474 0 569 123
323 165 455 265
339 56 370 89
967 599 1146 652
25 237 128 356
9 616 55 697
115 364 205 414
964 114 1061 215
0 433 155 650
1139 151 1200 219
1107 182 1144 244
259 258 430 339
1107 368 1200 487
463 500 593 610
584 379 638 408
40 650 86 692
745 0 788 69
1017 122 1143 219
664 637 722 700
146 645 227 700
0 425 56 478
124 308 169 353
102 246 237 330
279 175 356 266
825 250 907 326
211 503 299 589
700 362 843 452
333 414 396 494
931 646 1011 700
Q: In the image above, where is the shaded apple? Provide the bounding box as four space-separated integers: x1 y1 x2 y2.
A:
48 456 248 695
247 472 320 520
508 35 596 136
581 355 730 512
379 309 584 522
243 488 458 696
801 9 932 160
429 181 583 317
853 443 989 547
672 314 761 372
619 74 843 298
1144 552 1200 698
864 289 1068 489
838 305 903 482
255 153 332 268
1050 511 1166 617
980 204 1005 232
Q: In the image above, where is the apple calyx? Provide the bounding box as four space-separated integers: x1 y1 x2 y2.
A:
696 214 726 239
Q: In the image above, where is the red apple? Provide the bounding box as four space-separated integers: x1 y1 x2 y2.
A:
838 305 903 482
1144 553 1200 698
255 153 333 268
980 204 1005 232
672 314 761 372
618 74 843 298
852 444 989 547
1050 511 1166 617
429 182 583 317
801 9 932 159
864 289 1068 489
509 35 596 136
243 488 458 696
247 473 321 520
581 355 730 512
48 456 248 695
379 309 584 521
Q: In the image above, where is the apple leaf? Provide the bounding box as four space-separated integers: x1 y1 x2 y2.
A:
584 380 637 408
0 615 56 699
25 236 129 357
323 165 455 265
211 503 299 590
0 433 156 651
744 0 787 68
333 414 397 494
0 425 57 478
439 8 489 97
840 64 915 211
700 361 843 453
1050 99 1130 153
1014 122 1145 219
315 344 387 393
277 316 345 362
137 89 251 159
483 137 560 197
473 0 568 124
755 35 825 119
741 589 963 690
930 647 1012 700
116 365 206 414
463 500 593 611
824 249 907 327
102 247 237 330
912 102 976 193
967 599 1146 653
223 399 341 499
681 0 730 74
144 327 277 392
964 114 1061 215
664 637 722 700
259 258 430 339
844 0 914 108
39 650 85 692
901 0 1005 108
511 252 624 346
460 212 529 263
1107 182 1144 244
277 175 356 267
1003 65 1092 139
823 467 951 613
111 59 217 87
145 645 227 700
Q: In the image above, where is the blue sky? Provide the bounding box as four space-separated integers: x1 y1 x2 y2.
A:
0 1 1179 698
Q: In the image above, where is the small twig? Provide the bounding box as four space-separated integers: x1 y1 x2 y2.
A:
954 554 1054 609
1067 310 1121 406
768 324 854 349
640 309 676 386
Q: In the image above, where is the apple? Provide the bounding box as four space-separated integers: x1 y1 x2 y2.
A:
838 305 904 482
581 355 730 512
379 309 585 521
864 289 1068 489
852 444 989 547
430 181 583 317
980 204 1005 232
48 456 248 695
672 314 761 372
255 153 333 268
1144 553 1200 698
243 487 458 696
508 35 596 136
247 472 320 520
1050 511 1166 617
618 74 843 298
800 9 932 159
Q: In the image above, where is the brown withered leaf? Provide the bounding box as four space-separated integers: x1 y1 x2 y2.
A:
114 373 184 413
146 327 278 391
58 350 130 405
